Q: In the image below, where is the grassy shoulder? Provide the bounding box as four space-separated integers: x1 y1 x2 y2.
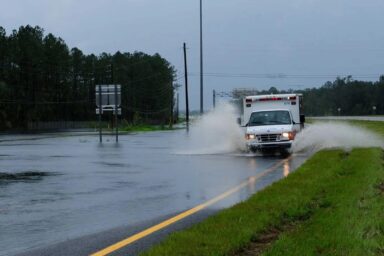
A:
348 120 384 137
142 148 384 256
88 121 177 132
120 124 174 132
307 118 384 137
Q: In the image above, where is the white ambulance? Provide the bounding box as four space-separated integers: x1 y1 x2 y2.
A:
239 94 305 153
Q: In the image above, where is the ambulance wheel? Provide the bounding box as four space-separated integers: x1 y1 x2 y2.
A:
279 148 291 157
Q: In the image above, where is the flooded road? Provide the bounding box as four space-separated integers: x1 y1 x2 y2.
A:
0 130 309 256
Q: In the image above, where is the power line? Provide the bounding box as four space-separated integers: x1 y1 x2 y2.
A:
188 72 383 79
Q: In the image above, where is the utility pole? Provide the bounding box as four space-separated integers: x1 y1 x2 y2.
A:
170 85 174 129
114 84 118 142
111 63 118 142
200 0 204 115
183 42 190 128
176 92 179 122
98 84 102 143
213 89 216 108
110 63 114 84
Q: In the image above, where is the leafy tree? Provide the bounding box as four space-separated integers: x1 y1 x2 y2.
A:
0 25 176 130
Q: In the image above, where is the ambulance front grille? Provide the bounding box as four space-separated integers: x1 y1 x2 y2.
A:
257 134 280 142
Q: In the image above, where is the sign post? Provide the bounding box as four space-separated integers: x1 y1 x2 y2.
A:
96 84 121 143
98 85 102 142
114 84 118 142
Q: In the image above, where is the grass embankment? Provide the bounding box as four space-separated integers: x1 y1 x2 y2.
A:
349 120 384 137
307 118 384 137
89 123 175 132
142 148 384 256
120 124 174 132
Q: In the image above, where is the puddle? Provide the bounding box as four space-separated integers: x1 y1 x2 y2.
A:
0 171 58 183
49 155 72 158
94 161 133 168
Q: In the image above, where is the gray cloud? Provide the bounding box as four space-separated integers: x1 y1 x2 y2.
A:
1 0 384 110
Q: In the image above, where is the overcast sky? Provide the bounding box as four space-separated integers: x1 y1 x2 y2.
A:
1 0 384 110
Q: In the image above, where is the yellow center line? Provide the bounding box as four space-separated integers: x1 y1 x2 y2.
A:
90 156 292 256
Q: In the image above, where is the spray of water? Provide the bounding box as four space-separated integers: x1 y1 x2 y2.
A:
292 122 384 153
180 103 246 154
177 103 383 155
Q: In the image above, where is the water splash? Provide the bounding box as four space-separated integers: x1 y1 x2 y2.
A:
292 122 384 153
179 103 246 154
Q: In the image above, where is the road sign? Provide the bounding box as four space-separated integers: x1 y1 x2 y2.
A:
96 108 121 115
96 84 122 115
96 84 121 108
95 84 122 143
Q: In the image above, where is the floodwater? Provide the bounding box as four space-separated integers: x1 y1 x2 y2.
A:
0 131 308 256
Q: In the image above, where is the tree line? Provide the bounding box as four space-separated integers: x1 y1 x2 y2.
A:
252 76 384 116
300 76 384 116
0 25 176 130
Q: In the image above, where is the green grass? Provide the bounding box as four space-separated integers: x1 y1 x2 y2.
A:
120 124 173 132
87 120 177 132
348 120 384 137
142 148 384 256
263 148 384 256
307 118 384 137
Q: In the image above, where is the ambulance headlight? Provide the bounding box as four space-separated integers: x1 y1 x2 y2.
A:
246 134 256 140
282 132 295 140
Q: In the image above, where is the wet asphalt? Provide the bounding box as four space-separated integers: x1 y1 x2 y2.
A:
0 130 309 256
